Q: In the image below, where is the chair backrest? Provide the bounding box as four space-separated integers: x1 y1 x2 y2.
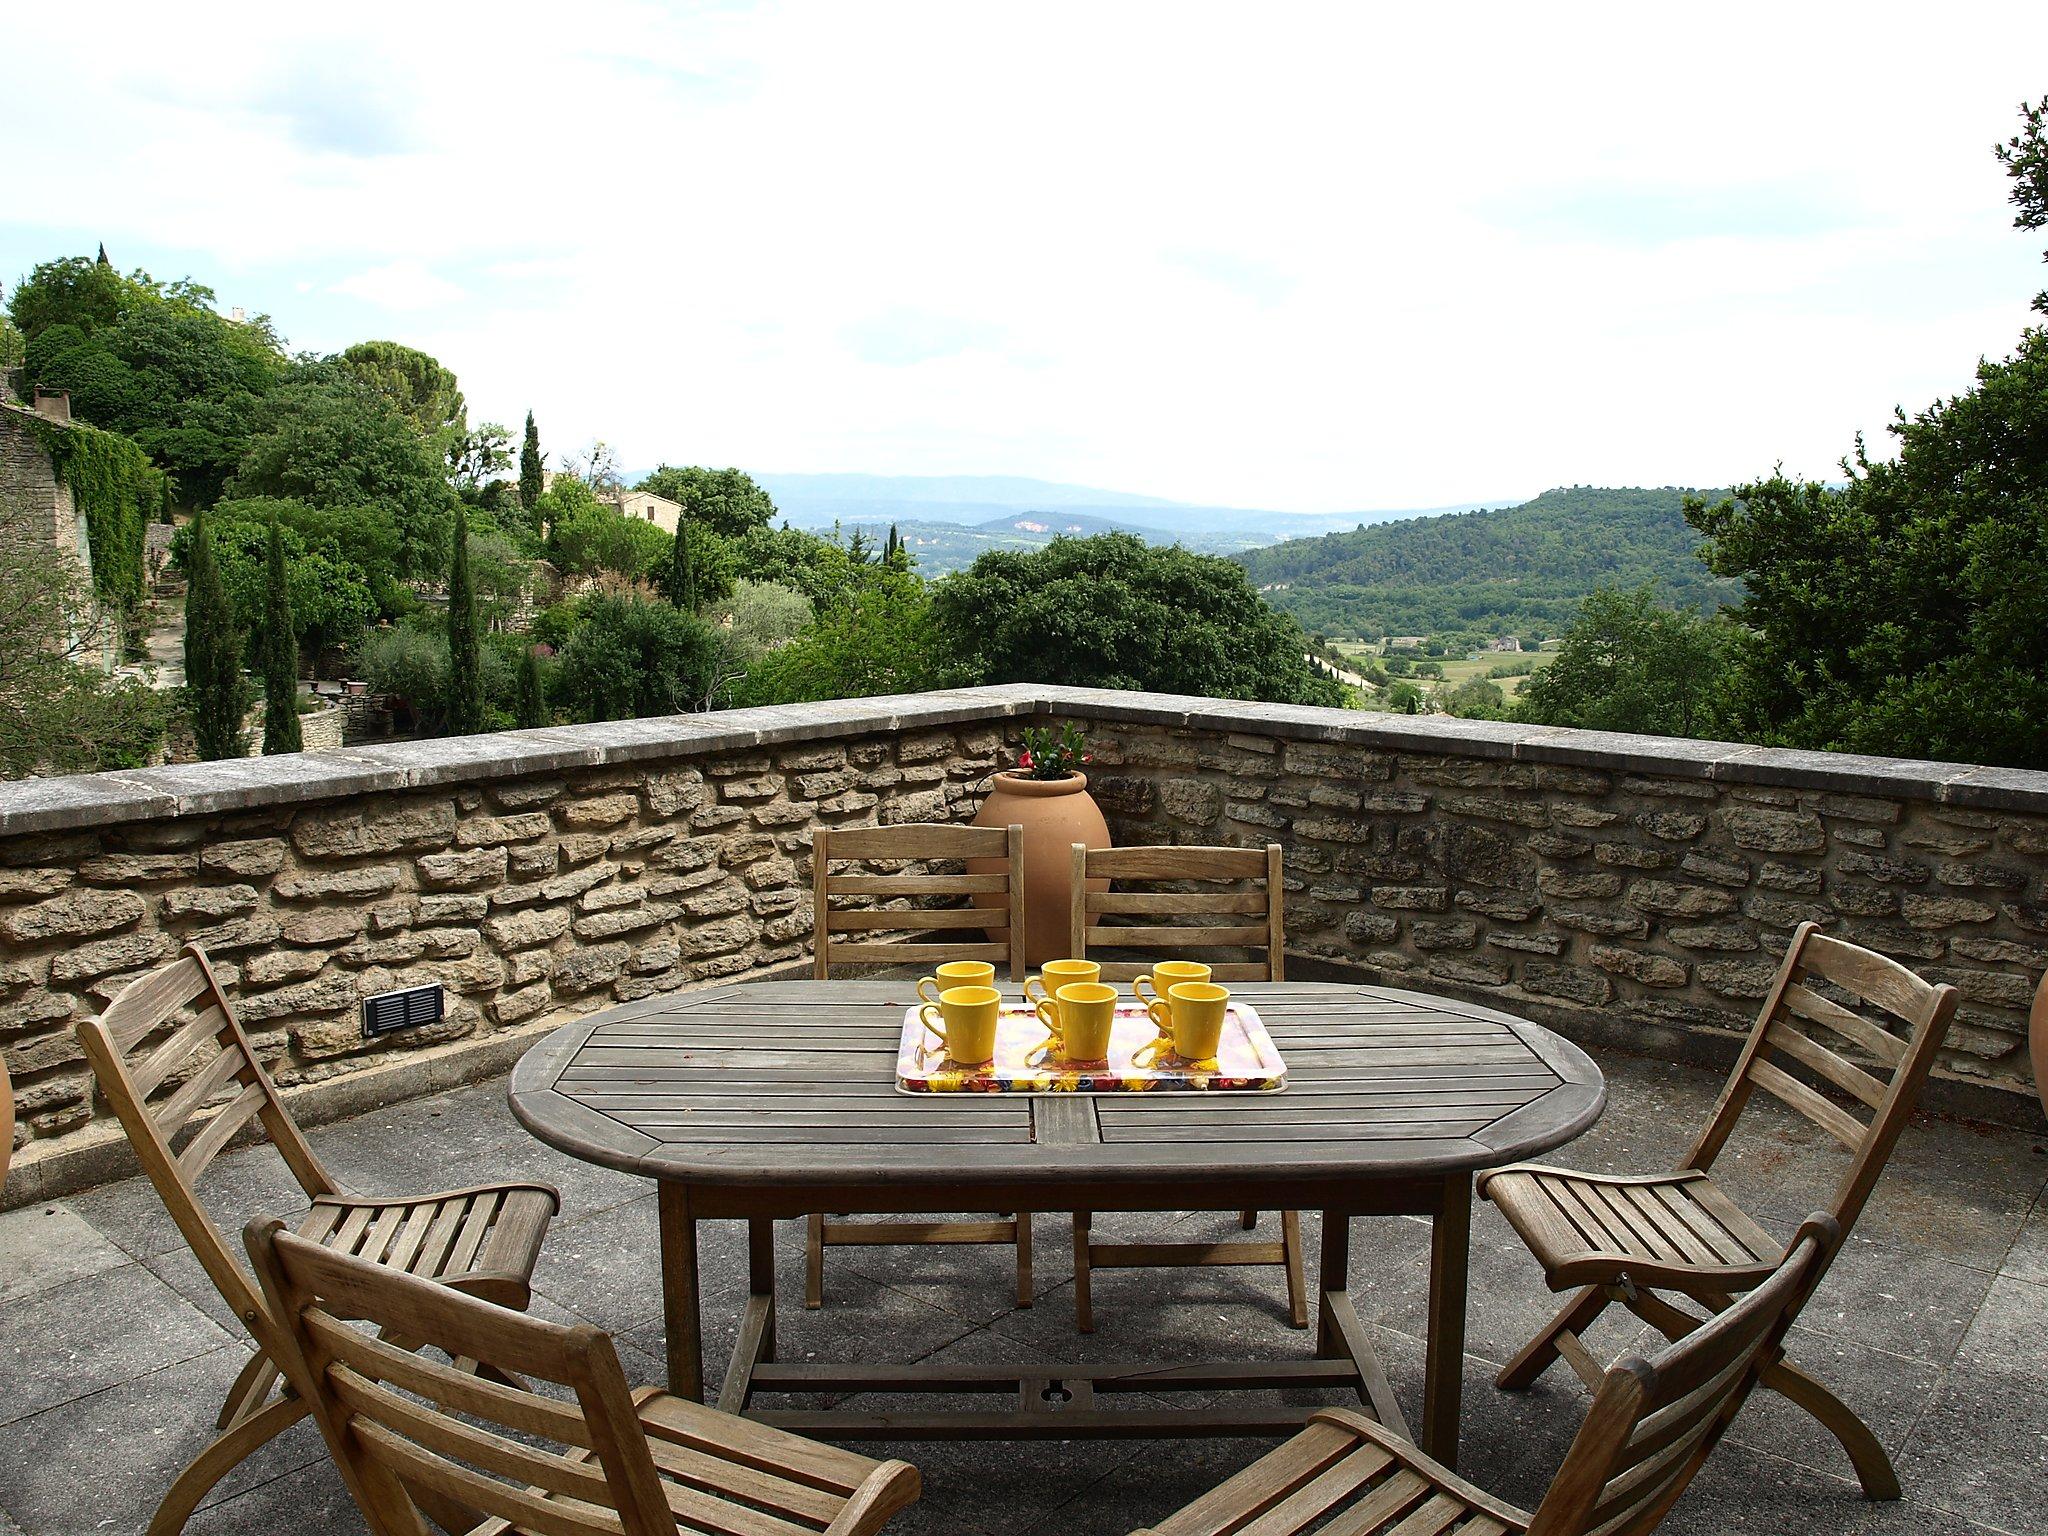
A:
1525 1216 1837 1536
812 822 1026 980
1067 843 1284 983
1684 921 1957 1246
74 943 336 1340
246 1218 678 1536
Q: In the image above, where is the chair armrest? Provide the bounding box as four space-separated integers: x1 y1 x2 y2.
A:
823 1458 921 1536
1306 1410 1530 1529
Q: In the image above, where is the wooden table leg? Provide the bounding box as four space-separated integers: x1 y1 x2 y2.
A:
749 1217 777 1361
1317 1208 1351 1357
658 1182 702 1401
1422 1171 1473 1467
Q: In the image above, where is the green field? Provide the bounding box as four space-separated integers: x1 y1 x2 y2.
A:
1333 643 1556 703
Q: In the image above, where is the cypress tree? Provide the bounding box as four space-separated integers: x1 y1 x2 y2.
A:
183 509 249 760
518 410 544 512
260 513 302 755
515 645 546 729
446 512 484 735
670 514 698 611
884 523 900 564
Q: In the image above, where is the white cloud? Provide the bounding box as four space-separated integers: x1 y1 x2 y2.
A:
4 0 2046 509
329 261 468 313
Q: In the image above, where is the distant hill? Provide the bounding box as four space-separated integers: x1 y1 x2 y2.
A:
1237 486 1740 641
758 472 1179 511
752 471 1512 558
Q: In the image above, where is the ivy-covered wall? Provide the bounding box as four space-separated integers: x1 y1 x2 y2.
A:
25 413 158 613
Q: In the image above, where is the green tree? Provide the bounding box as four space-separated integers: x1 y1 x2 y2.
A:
519 410 544 511
182 509 250 759
544 481 670 581
933 534 1344 706
735 571 944 706
1685 99 2048 768
446 512 483 734
259 513 302 754
668 513 700 610
338 341 466 441
514 643 548 729
0 482 165 775
1517 586 1730 739
229 361 453 577
1996 93 2048 311
556 594 720 720
1443 676 1507 719
178 501 383 657
635 466 778 538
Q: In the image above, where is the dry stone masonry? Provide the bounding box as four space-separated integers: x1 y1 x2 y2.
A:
1 684 2043 1198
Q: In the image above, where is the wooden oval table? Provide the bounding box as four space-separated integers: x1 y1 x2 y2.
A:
510 978 1604 1465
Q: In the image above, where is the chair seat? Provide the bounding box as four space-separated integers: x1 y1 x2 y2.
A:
1477 1163 1783 1293
298 1182 559 1309
467 1386 919 1536
1137 1407 1526 1536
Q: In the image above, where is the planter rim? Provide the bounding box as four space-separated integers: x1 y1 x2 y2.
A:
988 769 1091 798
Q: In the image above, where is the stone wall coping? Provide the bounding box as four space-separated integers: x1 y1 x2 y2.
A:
3 682 2045 837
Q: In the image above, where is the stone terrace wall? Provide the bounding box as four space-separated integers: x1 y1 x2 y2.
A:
0 692 1015 1198
1067 703 2048 1113
2 684 2043 1200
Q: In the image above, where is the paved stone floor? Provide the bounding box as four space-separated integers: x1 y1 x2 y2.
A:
1 1046 2043 1536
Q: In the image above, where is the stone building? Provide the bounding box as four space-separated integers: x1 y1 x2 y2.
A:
0 389 113 670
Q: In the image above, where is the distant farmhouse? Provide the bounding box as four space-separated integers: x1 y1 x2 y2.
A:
541 471 683 534
1489 635 1523 653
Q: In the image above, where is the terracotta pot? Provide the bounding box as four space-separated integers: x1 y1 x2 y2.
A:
0 1053 13 1197
2031 973 2048 1123
969 771 1111 967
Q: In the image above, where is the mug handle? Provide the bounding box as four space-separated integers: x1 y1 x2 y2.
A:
917 1002 948 1051
1131 996 1175 1067
1026 997 1062 1063
916 976 943 1008
1132 973 1158 1009
1022 975 1050 1011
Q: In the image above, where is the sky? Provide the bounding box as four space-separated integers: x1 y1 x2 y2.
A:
5 1 2047 514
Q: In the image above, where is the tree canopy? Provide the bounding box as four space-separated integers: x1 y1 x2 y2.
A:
635 466 778 539
933 533 1343 706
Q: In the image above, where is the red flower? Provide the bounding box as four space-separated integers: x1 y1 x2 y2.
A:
1018 749 1034 767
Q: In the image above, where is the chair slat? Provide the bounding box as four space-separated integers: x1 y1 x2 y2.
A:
174 1081 266 1182
304 1312 597 1448
824 824 1008 859
827 941 1009 966
442 1191 504 1277
1087 890 1269 916
1798 933 1941 1027
825 907 1001 933
103 955 210 1051
353 1420 626 1536
132 1004 230 1099
151 1044 249 1141
1088 846 1269 880
1746 1060 1867 1149
1778 983 1907 1066
332 1366 614 1503
824 873 1010 896
1088 923 1269 949
1763 1021 1888 1110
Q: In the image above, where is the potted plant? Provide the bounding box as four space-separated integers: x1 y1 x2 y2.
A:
969 723 1112 965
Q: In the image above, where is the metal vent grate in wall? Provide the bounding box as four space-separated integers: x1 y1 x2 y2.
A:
362 983 444 1039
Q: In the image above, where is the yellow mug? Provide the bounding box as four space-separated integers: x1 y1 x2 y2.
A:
916 961 996 1008
1022 957 1102 1012
1030 981 1119 1064
917 985 1001 1066
1134 981 1231 1067
1133 961 1211 1012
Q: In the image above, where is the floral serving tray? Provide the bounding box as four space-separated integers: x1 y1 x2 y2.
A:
895 1001 1286 1095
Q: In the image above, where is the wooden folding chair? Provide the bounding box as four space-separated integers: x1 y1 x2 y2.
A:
1129 1215 1837 1536
1479 921 1958 1500
806 822 1032 1310
245 1217 921 1536
1066 841 1304 1332
74 944 560 1535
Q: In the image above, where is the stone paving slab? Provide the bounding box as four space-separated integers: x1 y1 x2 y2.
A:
0 1046 2039 1536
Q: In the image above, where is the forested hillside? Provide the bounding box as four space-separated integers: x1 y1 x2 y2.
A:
1237 486 1738 639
